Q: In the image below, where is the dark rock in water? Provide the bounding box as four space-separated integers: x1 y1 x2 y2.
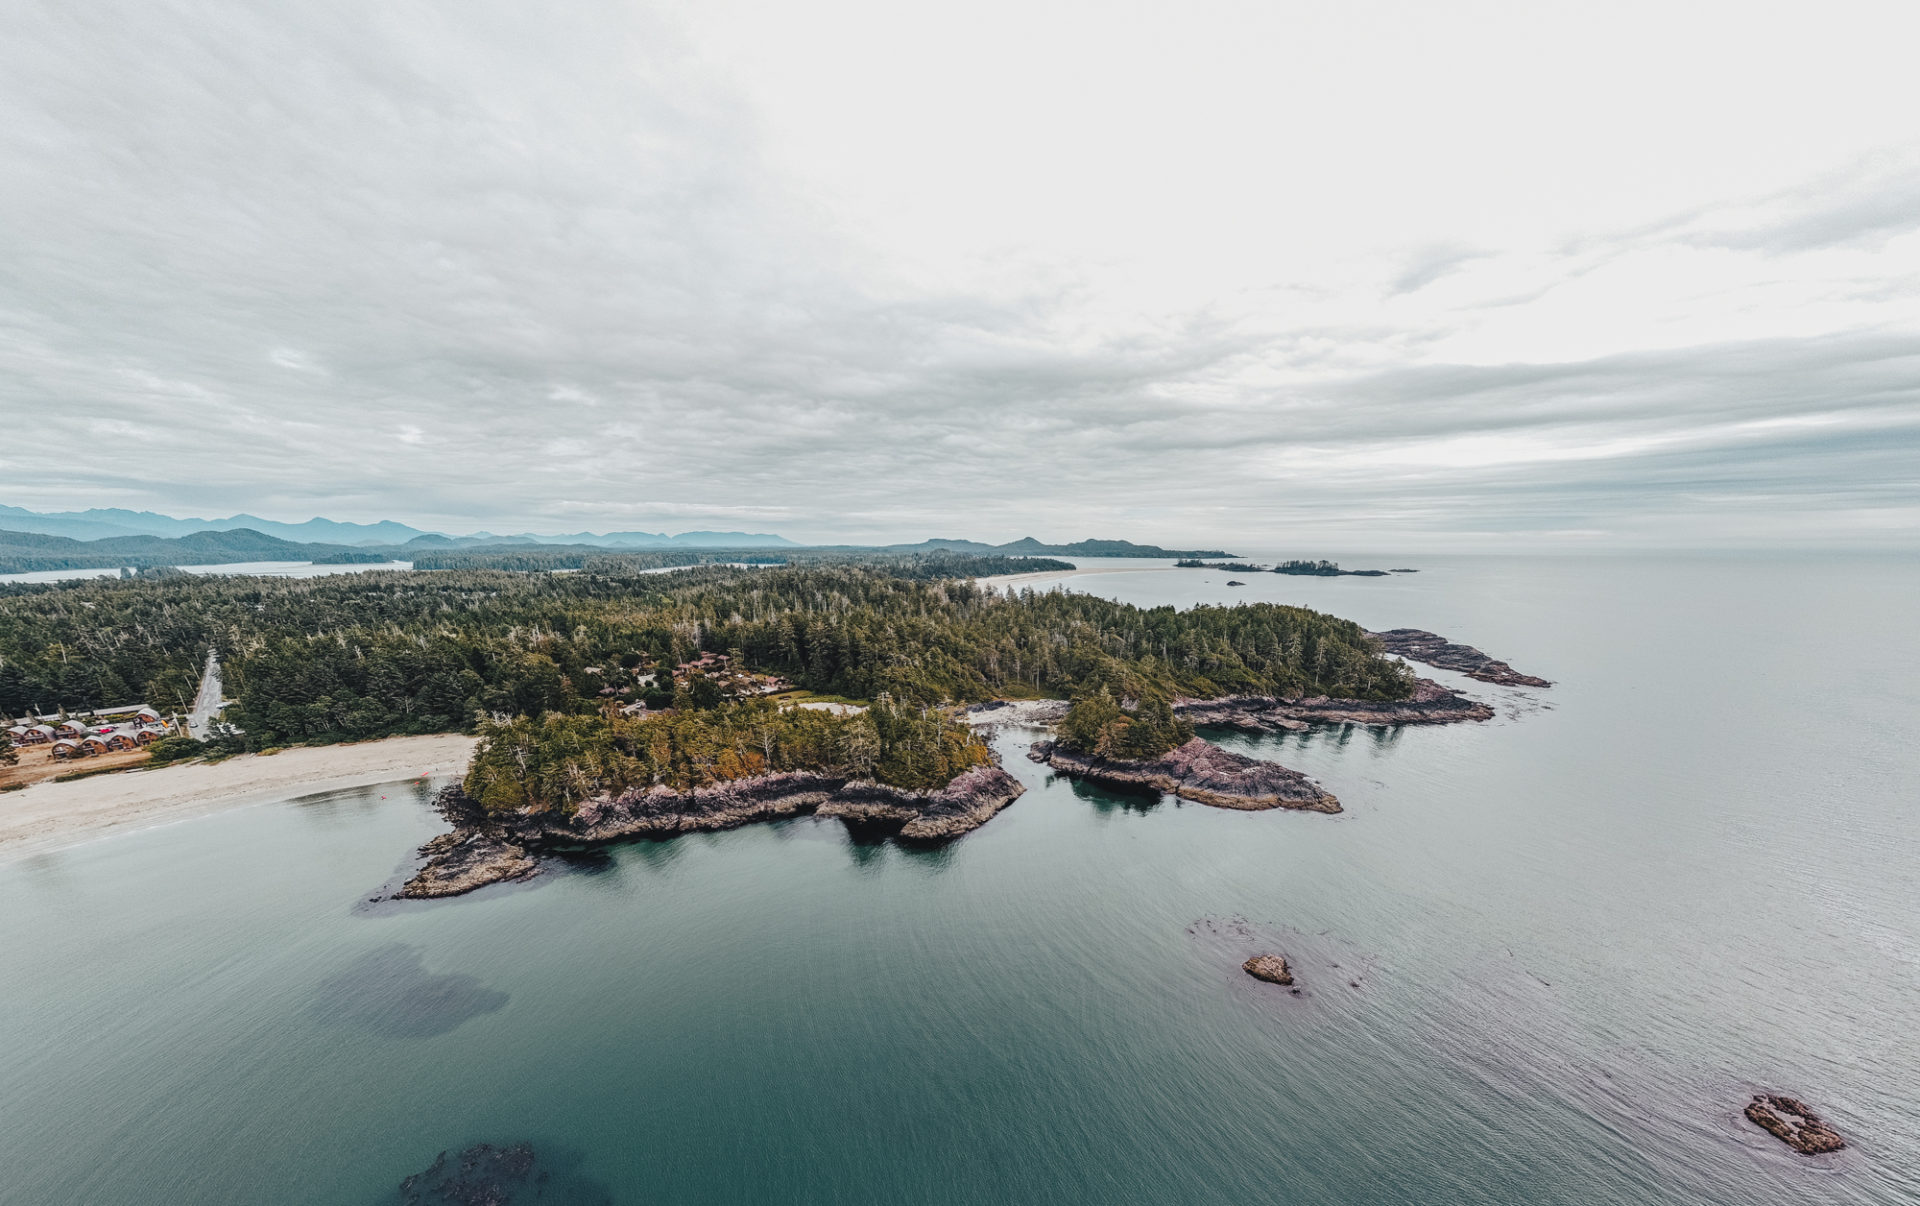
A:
1744 1093 1847 1154
1226 580 1246 586
399 1142 611 1204
1390 568 1418 573
1175 678 1494 732
1243 954 1294 985
1035 737 1339 813
1367 628 1550 688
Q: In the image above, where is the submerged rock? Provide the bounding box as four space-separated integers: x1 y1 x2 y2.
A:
1744 1093 1847 1155
399 1142 539 1204
1243 954 1294 985
398 1141 610 1204
1034 737 1339 813
1367 629 1551 688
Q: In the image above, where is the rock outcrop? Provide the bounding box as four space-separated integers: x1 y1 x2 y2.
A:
1368 629 1551 688
1033 737 1339 813
1174 678 1494 732
400 766 1026 899
1744 1093 1847 1154
1243 954 1294 985
400 829 538 899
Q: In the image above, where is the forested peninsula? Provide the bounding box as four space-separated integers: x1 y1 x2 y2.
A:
0 559 1417 736
1 556 1498 893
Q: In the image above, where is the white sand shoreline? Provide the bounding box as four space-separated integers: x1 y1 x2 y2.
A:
0 733 478 864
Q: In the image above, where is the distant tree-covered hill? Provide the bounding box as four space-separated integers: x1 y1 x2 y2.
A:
0 528 391 574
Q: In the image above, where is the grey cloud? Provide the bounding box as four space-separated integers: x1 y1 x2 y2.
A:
0 1 1916 550
1689 163 1920 254
1389 243 1489 295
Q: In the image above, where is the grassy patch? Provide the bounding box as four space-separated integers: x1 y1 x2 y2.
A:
52 764 142 783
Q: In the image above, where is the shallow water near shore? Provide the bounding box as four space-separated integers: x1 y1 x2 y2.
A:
3 553 1918 1204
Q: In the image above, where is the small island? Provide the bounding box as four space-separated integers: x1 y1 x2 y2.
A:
1176 558 1390 577
1243 954 1294 985
1027 690 1340 813
1743 1093 1847 1155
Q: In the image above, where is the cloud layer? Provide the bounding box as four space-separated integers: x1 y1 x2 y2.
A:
3 0 1917 548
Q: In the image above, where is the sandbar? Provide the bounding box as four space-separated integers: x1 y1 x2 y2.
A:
0 734 478 863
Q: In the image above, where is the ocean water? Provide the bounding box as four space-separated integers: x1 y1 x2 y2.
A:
2 554 1916 1204
0 561 414 585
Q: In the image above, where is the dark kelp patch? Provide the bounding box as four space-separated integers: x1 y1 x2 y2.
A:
397 1142 612 1204
310 945 507 1039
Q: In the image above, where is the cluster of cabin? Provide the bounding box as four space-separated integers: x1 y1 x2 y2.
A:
7 706 175 761
589 652 794 720
671 652 791 699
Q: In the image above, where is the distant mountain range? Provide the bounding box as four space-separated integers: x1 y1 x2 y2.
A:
0 505 1230 574
0 505 796 549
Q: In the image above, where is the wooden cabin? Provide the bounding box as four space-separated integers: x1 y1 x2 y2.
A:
80 735 114 756
23 725 56 744
49 739 83 759
104 733 139 752
133 728 165 746
135 708 161 724
55 719 89 737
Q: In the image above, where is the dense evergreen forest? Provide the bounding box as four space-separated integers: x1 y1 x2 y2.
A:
0 560 1413 750
465 699 991 812
1055 689 1194 760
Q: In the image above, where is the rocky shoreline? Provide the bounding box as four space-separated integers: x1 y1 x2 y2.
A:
1368 628 1551 688
1174 677 1494 732
1031 736 1340 813
397 764 1026 899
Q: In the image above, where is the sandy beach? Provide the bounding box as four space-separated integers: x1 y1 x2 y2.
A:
0 733 478 864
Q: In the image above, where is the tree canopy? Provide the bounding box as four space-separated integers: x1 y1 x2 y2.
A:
0 562 1413 751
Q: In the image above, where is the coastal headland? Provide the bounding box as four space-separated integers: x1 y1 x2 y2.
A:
400 763 1025 898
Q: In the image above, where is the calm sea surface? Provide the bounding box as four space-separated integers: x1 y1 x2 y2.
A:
3 554 1916 1204
0 561 415 584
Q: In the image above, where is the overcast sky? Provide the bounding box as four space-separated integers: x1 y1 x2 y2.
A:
3 0 1917 548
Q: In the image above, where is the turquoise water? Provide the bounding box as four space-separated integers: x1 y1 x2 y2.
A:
3 554 1916 1204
